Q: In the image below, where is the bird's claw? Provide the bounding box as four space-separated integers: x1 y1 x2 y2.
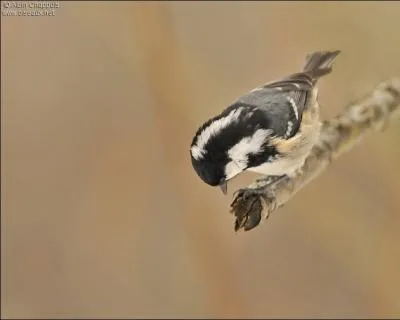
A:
230 188 267 232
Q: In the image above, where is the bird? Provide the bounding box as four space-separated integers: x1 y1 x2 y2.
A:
190 50 340 195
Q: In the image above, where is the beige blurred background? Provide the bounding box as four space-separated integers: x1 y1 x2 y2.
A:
2 1 400 318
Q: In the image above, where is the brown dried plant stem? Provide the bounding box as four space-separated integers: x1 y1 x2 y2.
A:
231 78 400 232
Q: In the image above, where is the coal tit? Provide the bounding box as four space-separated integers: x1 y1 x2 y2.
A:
190 50 340 194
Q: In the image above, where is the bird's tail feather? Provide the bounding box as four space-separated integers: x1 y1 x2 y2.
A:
302 50 341 82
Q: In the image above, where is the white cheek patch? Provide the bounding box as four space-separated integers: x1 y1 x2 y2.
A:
224 161 244 180
225 129 271 179
191 108 242 160
228 129 271 161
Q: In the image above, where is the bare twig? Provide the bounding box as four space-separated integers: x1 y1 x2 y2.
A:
231 78 400 232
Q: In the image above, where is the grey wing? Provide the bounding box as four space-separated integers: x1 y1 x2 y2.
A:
261 72 314 92
238 74 314 138
258 72 315 118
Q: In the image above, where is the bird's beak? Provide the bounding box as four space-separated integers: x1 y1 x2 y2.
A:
219 179 228 195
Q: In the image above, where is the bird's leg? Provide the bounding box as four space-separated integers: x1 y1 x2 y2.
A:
233 175 286 204
255 174 287 188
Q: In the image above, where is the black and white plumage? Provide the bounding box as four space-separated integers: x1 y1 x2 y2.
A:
190 50 340 194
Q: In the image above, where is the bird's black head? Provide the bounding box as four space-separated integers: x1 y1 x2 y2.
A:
190 105 245 189
190 156 226 187
190 103 278 193
190 137 230 194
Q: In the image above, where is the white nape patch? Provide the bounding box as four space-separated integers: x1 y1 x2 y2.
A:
225 129 271 180
285 121 293 138
190 145 204 160
191 108 242 160
287 97 299 120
